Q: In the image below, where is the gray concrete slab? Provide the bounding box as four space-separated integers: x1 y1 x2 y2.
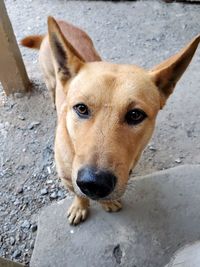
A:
165 241 200 267
30 165 200 267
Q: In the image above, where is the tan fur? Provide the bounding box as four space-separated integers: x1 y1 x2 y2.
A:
21 16 200 225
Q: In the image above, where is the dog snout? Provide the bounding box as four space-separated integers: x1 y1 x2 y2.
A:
77 166 117 199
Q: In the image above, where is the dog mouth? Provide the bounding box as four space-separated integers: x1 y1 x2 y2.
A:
75 189 125 202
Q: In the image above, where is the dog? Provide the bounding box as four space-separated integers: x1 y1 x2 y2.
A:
21 16 200 225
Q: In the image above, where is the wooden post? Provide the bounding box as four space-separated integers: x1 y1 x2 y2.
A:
0 0 30 95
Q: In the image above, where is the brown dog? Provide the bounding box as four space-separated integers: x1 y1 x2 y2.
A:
21 17 200 225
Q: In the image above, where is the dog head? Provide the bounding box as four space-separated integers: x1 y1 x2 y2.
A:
48 17 200 200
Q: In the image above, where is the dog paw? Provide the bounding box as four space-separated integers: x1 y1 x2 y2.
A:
100 199 122 212
67 205 88 225
67 197 89 225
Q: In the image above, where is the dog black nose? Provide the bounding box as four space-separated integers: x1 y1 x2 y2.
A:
77 167 117 199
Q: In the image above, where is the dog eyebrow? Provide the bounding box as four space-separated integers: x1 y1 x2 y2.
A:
126 100 138 109
78 91 90 101
71 91 98 108
71 89 91 103
126 99 151 116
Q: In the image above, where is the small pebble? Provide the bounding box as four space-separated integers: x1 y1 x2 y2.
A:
4 225 9 231
18 115 25 120
16 186 24 194
175 158 182 163
47 166 51 174
20 244 26 250
57 190 64 198
149 145 157 151
28 121 40 130
40 188 48 195
50 184 56 189
46 179 53 184
21 220 31 229
14 199 20 206
12 250 21 258
31 224 38 233
50 192 58 199
30 240 35 249
15 232 22 242
21 204 27 211
10 236 15 246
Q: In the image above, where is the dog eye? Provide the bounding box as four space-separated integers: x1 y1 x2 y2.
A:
73 103 90 118
125 109 147 125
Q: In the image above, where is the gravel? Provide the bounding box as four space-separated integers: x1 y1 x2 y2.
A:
1 0 200 266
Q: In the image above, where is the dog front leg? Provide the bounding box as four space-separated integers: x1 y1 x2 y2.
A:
67 195 90 225
44 75 56 108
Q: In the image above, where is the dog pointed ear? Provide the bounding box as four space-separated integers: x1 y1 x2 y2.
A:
149 35 200 107
48 16 84 82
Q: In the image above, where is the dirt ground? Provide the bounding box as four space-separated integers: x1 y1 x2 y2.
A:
0 0 200 265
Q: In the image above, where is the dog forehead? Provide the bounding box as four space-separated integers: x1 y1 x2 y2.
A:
68 62 159 106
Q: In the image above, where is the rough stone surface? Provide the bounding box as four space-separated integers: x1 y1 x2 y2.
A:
31 165 200 267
